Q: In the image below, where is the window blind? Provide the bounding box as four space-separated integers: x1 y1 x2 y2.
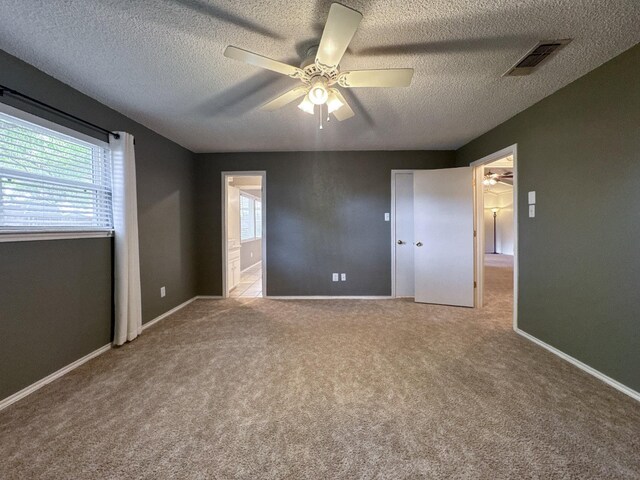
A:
254 199 262 239
240 193 255 241
0 110 113 231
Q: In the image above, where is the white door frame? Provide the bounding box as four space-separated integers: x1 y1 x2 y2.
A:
470 144 518 329
221 171 267 298
390 169 416 298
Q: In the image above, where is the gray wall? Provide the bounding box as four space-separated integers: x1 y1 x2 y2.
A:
456 44 640 392
241 239 262 270
195 151 455 296
0 239 112 400
0 50 198 400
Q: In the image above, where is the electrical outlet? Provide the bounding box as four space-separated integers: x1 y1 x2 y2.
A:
384 212 390 221
160 286 166 298
529 205 536 218
332 273 339 282
341 273 346 281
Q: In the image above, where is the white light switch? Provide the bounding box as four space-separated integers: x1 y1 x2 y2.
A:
341 273 346 281
384 212 390 221
528 191 536 204
332 273 339 282
160 286 166 297
529 205 536 218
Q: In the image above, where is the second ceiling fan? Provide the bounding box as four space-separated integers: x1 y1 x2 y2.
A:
224 3 414 125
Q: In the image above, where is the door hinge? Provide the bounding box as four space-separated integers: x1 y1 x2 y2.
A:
474 281 477 288
473 230 477 238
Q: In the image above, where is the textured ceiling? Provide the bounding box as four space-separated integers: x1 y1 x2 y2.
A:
0 0 638 152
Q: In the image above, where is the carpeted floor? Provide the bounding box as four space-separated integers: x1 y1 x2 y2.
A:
1 255 639 479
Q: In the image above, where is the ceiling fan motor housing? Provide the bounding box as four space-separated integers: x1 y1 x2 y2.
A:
301 45 320 68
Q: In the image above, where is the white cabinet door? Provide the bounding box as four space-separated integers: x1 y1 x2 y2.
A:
232 259 241 288
413 167 474 307
227 248 241 292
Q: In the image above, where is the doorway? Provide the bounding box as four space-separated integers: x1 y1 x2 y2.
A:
222 172 266 298
471 145 518 327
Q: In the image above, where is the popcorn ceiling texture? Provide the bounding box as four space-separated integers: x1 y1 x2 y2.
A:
0 0 638 152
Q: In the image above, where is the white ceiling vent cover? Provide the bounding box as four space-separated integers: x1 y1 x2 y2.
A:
504 39 572 76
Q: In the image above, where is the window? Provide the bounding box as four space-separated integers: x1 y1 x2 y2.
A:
0 107 112 235
254 199 262 239
240 192 262 241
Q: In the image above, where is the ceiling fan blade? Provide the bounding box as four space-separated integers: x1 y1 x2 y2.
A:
331 90 355 121
338 69 414 88
261 86 309 111
316 3 362 70
224 46 303 78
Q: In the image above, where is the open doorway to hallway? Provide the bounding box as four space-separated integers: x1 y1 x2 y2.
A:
223 172 266 298
472 146 517 319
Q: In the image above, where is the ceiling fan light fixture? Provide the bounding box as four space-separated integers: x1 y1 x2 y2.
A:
298 95 315 115
308 78 329 105
326 90 344 113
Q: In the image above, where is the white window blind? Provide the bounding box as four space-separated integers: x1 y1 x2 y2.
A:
254 199 262 239
0 110 113 232
240 193 255 241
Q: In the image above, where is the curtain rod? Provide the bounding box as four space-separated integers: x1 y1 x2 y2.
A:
0 84 120 139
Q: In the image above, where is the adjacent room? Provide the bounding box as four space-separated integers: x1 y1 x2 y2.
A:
225 174 265 298
477 154 515 310
1 1 639 478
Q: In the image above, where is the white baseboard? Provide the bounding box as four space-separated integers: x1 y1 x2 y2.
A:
0 295 222 412
515 328 640 403
142 296 198 331
0 343 111 412
268 296 394 300
195 295 223 299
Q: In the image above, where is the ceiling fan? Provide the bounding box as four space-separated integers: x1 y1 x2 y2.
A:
223 3 414 126
483 170 513 186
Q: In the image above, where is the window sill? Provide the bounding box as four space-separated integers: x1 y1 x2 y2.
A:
0 231 114 243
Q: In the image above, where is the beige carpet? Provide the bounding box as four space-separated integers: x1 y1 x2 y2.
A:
1 255 639 479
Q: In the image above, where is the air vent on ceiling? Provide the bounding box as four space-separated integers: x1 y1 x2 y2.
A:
504 39 571 76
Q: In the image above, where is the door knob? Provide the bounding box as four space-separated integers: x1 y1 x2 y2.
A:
397 240 405 245
416 242 423 247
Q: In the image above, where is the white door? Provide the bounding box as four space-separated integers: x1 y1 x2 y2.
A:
394 173 414 296
413 167 474 307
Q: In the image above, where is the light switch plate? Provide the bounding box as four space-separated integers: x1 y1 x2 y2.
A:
332 273 339 282
528 191 536 204
384 212 390 221
160 286 166 298
529 205 536 218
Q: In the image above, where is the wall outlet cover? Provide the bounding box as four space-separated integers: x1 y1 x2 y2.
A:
384 212 390 221
529 205 536 218
341 273 346 281
528 191 536 204
332 273 339 282
160 286 166 297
